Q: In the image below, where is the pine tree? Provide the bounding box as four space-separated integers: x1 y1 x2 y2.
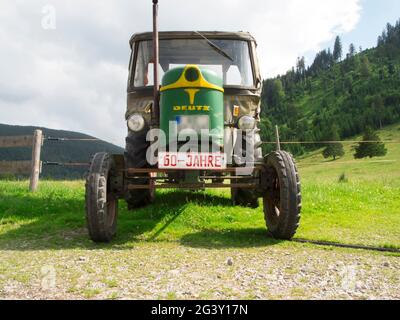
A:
388 61 396 75
306 78 312 94
344 75 353 94
333 36 343 62
296 56 306 82
371 95 385 129
273 79 285 104
349 43 356 57
322 125 345 160
360 55 371 78
354 127 387 159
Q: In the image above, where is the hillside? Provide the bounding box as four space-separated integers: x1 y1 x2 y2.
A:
0 124 123 179
260 18 400 156
297 122 400 183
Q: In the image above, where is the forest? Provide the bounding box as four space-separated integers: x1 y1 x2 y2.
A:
260 19 400 155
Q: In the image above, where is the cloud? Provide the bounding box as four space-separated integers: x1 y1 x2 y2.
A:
0 0 361 146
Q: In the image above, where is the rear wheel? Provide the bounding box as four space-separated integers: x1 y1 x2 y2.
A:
231 180 259 208
262 151 301 240
85 152 118 242
124 130 155 209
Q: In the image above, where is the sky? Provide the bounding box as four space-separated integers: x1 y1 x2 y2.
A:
318 0 400 61
0 0 399 146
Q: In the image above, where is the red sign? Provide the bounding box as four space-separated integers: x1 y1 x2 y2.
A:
158 152 227 170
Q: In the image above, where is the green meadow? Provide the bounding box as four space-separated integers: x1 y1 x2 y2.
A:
0 124 399 251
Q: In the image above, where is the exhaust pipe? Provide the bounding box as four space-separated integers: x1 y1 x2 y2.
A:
152 0 160 126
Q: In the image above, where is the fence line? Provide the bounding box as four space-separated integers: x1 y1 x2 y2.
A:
0 133 100 192
46 137 100 142
262 140 400 145
297 159 397 167
1 127 399 191
0 129 43 192
46 138 400 145
0 160 33 174
29 130 43 192
0 135 34 148
43 161 90 167
43 136 97 168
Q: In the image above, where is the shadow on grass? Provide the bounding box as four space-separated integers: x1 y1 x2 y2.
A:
0 189 279 250
180 228 282 249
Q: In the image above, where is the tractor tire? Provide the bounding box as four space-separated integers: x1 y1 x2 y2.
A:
231 129 262 209
262 151 301 240
124 130 155 209
85 152 118 243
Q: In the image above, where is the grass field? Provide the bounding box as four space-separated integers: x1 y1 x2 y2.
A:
0 124 399 251
0 125 399 299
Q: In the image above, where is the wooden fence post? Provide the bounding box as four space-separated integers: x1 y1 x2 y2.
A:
275 125 281 151
29 129 43 192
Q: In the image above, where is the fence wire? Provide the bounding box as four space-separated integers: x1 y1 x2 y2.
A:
44 135 400 145
45 136 100 142
262 140 400 145
43 161 90 167
41 135 399 168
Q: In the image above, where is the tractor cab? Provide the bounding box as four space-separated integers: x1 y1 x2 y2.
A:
126 32 262 146
129 32 261 89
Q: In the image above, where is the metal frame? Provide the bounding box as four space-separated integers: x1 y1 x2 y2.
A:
123 166 263 191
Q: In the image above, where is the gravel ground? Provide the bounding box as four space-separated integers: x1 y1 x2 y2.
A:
0 243 399 300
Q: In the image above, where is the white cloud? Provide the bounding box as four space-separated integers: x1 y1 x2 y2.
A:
247 0 362 75
0 0 361 146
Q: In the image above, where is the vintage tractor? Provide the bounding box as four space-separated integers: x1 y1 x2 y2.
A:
85 0 301 242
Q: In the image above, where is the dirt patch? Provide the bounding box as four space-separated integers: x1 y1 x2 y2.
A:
0 243 399 300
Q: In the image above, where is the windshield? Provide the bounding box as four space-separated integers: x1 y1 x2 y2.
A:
132 39 254 88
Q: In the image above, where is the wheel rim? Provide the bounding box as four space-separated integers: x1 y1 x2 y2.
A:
106 195 117 227
264 167 281 228
106 174 117 228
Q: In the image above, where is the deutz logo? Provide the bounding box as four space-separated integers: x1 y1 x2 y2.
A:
173 106 210 111
173 88 210 112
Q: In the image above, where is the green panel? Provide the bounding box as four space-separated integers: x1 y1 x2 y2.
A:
160 66 224 149
161 68 183 86
160 88 224 147
162 66 223 88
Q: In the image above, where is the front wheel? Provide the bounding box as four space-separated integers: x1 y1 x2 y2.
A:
85 152 118 242
261 151 301 240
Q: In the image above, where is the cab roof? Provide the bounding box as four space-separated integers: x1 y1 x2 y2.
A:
129 31 257 48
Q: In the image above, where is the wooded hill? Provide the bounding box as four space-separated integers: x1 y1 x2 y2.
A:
260 18 400 155
0 124 123 179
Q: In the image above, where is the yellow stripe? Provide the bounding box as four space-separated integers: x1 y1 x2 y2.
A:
160 65 224 93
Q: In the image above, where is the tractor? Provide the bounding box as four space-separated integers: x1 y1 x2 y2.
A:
85 0 301 242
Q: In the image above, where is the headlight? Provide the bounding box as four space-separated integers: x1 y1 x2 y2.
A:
238 116 256 130
127 114 145 132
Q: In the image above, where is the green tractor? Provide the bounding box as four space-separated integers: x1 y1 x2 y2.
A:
85 0 301 242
